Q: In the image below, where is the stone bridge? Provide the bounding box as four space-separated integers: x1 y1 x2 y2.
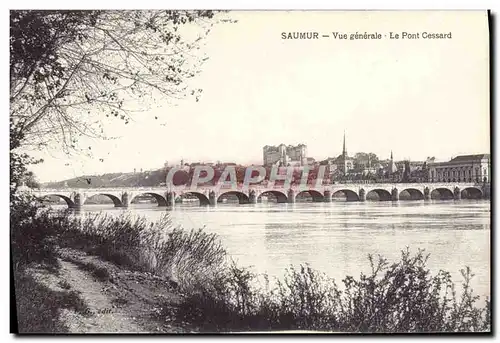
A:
27 182 489 209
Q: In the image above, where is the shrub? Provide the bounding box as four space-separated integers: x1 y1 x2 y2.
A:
11 196 62 271
174 249 491 333
152 227 227 290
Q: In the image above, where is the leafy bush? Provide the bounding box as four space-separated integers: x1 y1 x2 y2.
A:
11 196 62 271
173 249 490 333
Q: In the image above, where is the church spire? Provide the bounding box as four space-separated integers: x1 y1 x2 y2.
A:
342 131 347 157
388 150 397 174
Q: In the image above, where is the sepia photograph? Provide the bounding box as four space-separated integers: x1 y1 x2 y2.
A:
10 9 491 334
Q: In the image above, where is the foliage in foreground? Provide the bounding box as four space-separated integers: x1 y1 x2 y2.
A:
11 196 60 272
62 212 227 289
173 250 491 333
11 197 490 333
11 197 227 290
10 10 221 153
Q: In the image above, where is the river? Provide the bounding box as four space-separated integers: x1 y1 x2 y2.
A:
71 199 490 299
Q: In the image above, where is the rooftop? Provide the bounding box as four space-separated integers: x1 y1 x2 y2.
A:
263 143 307 149
449 154 490 162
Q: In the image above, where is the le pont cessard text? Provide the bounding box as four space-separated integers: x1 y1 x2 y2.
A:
280 31 452 40
389 32 452 39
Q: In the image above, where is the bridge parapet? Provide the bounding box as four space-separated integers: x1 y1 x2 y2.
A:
27 181 488 208
34 182 482 195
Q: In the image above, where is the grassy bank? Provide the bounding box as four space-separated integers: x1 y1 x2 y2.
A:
12 198 227 291
11 198 491 333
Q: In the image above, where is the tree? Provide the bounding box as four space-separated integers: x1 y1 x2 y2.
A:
10 124 43 196
368 153 379 164
353 152 379 167
354 152 368 161
22 171 41 189
10 10 223 153
10 10 226 194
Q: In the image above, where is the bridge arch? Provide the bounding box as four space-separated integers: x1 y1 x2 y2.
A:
258 190 288 203
182 192 210 206
40 194 75 208
460 187 483 200
431 188 454 200
130 193 168 206
217 191 250 204
399 188 424 201
366 189 392 201
331 189 359 202
295 190 325 202
84 193 123 207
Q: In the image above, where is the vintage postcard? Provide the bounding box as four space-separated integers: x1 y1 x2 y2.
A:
10 10 491 334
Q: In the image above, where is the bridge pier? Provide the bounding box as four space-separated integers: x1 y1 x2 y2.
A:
424 187 431 201
71 193 83 209
453 187 461 200
324 190 332 202
165 191 175 208
209 191 217 207
359 189 366 202
249 190 257 204
287 189 295 203
120 192 130 208
391 188 399 201
482 184 491 199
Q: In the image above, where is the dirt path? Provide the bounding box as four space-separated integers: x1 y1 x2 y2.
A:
24 248 192 333
56 259 144 333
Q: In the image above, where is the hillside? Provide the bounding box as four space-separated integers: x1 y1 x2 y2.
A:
43 169 167 189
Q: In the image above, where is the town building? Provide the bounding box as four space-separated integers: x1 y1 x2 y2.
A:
401 160 429 182
306 157 316 166
262 143 307 166
428 154 490 183
371 152 402 181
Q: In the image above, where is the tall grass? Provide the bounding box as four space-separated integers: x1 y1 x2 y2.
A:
59 212 228 290
11 198 227 290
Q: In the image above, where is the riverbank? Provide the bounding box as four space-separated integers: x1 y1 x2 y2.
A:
11 199 491 333
12 198 227 333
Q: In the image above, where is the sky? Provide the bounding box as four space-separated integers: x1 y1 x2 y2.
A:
28 11 490 182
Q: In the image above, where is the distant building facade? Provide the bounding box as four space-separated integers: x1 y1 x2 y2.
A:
306 157 316 166
428 154 490 183
263 144 307 166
